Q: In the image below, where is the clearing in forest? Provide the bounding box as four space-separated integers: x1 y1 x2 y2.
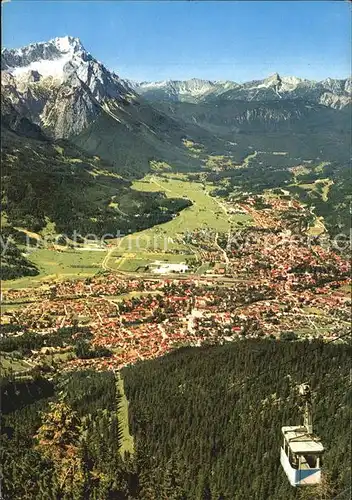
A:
116 373 134 457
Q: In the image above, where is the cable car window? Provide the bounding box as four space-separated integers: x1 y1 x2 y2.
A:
305 455 318 468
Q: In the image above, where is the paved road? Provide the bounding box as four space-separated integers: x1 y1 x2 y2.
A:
101 247 115 270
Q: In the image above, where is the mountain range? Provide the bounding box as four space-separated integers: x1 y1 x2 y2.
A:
1 36 351 253
2 36 220 174
2 36 137 138
4 36 350 112
131 74 351 109
2 37 350 136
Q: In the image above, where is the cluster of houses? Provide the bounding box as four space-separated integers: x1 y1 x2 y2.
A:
1 191 350 373
2 263 349 374
226 228 349 287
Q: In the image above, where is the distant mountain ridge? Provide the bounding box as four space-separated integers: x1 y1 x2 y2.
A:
2 36 350 142
2 36 216 172
1 36 350 174
128 78 238 103
131 73 351 108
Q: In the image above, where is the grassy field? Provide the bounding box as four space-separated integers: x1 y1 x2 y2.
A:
295 177 333 202
0 353 34 374
1 248 107 290
2 173 251 287
127 173 231 241
40 351 75 366
195 263 212 274
307 216 326 236
339 283 352 295
116 373 134 457
105 173 250 271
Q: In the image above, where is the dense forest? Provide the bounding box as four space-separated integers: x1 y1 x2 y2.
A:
123 339 351 500
0 370 136 499
0 238 39 280
0 339 350 499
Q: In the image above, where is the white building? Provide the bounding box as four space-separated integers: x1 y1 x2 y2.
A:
152 262 189 274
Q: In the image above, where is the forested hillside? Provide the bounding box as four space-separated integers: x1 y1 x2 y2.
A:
0 370 137 499
155 100 351 164
1 127 191 238
1 115 191 280
123 339 351 500
0 237 39 280
1 340 350 499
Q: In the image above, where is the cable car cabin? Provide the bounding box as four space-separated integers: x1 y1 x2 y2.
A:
281 426 324 487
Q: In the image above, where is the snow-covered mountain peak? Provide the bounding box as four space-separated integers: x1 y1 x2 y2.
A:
133 72 351 108
1 36 88 82
1 35 139 138
267 72 281 82
52 35 83 53
281 75 305 86
259 73 305 89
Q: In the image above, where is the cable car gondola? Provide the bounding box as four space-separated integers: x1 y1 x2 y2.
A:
280 383 324 487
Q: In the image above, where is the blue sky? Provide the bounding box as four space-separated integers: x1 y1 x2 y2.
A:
2 1 351 82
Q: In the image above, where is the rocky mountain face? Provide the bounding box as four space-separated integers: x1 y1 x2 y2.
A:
159 98 350 133
1 36 137 139
133 73 351 109
2 36 217 172
1 93 46 140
